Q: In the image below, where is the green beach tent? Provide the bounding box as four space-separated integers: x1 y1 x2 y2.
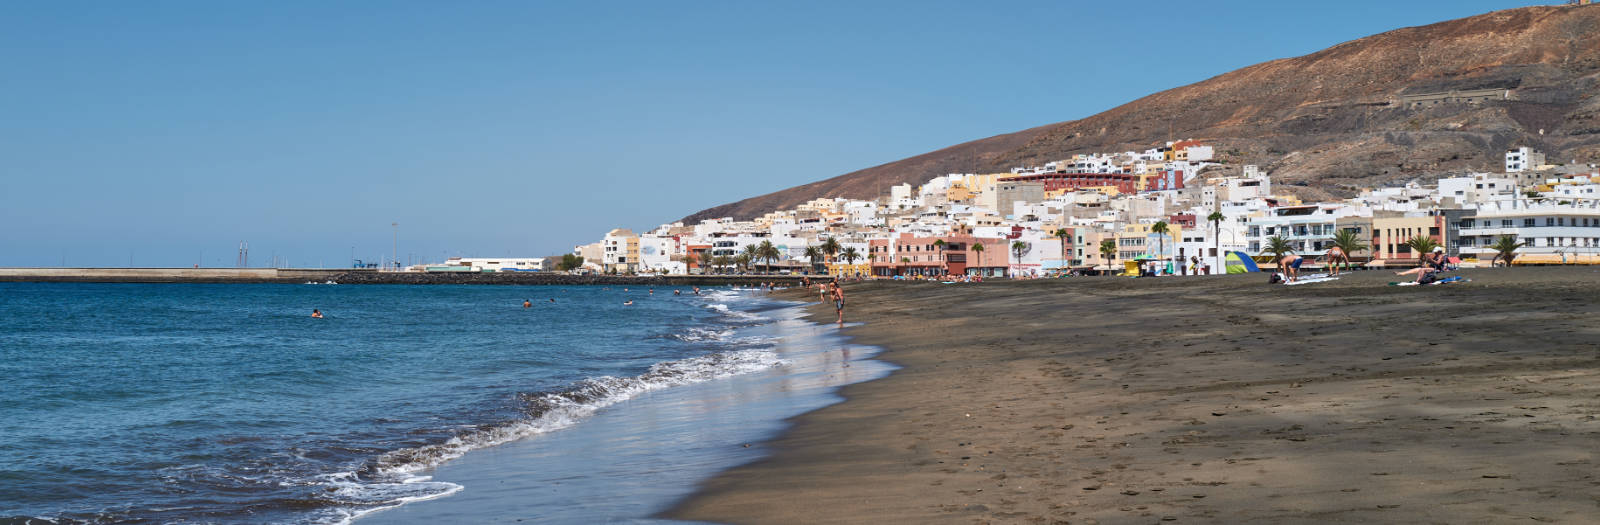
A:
1224 251 1260 274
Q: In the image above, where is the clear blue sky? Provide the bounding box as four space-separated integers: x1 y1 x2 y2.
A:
0 1 1545 268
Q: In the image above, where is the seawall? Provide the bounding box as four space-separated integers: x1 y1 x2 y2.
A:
0 268 828 286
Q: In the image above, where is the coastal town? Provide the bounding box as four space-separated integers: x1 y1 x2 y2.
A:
428 142 1600 279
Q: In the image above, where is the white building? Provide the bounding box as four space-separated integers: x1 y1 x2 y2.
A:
1437 174 1518 205
1457 199 1600 262
1245 204 1367 255
1506 147 1545 173
434 257 549 272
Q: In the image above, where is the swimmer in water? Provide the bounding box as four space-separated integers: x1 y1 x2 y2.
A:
549 298 556 303
311 309 324 319
523 299 532 308
623 300 634 306
674 289 681 296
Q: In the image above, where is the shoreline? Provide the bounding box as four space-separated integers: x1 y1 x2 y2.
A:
361 293 892 524
665 266 1600 523
0 267 824 286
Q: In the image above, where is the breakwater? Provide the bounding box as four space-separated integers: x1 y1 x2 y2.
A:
0 268 827 286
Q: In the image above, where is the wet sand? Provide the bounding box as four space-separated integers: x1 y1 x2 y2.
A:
665 266 1600 524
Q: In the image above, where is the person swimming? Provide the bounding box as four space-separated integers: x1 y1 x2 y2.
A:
523 299 532 308
623 300 634 306
311 309 324 319
549 298 556 303
674 289 681 296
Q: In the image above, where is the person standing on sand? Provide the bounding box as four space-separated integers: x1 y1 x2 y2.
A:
818 283 828 303
831 284 845 326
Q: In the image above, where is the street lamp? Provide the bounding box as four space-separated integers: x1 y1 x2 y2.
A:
1216 226 1242 272
391 222 399 271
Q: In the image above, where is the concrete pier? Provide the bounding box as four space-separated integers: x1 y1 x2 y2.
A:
0 268 828 286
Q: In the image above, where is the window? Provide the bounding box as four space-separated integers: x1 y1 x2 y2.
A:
1558 218 1565 227
1460 219 1475 228
1547 218 1556 227
1525 218 1537 227
1429 227 1440 235
1503 219 1514 228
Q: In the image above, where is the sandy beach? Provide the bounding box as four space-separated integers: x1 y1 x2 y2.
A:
665 266 1600 524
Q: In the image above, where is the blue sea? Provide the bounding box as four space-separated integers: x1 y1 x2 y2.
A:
0 282 886 524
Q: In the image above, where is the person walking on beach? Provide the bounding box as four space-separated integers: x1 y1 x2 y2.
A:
818 282 828 303
831 284 846 326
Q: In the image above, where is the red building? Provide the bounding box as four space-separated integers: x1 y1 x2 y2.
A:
999 170 1185 193
868 233 1008 277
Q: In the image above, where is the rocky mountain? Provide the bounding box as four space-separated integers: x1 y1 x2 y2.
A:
684 4 1600 223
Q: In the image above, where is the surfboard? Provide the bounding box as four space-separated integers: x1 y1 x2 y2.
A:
1285 276 1339 286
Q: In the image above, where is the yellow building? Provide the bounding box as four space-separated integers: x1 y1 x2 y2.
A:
951 174 1004 206
602 228 641 274
827 262 872 279
1370 215 1441 265
1118 222 1183 265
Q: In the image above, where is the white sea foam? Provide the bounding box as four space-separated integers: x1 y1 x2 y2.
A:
361 348 785 477
671 326 734 342
308 347 785 523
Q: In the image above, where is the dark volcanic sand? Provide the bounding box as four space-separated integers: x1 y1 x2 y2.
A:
665 266 1600 524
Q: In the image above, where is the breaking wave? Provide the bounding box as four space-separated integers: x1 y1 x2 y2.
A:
314 348 787 516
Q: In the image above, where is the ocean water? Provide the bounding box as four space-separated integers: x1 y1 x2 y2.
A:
0 282 874 524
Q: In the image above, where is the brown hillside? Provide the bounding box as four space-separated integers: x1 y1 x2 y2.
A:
685 4 1600 223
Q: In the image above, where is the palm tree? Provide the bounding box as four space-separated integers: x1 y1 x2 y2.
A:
1489 236 1526 267
1052 228 1071 265
803 246 823 274
1011 241 1028 271
841 246 861 265
734 253 752 274
696 251 714 274
1404 235 1439 264
1207 211 1225 254
1330 228 1369 271
1261 235 1294 267
971 242 985 275
933 239 946 260
713 255 733 275
1150 221 1170 272
741 244 759 270
757 240 780 274
1098 239 1116 270
820 237 842 263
